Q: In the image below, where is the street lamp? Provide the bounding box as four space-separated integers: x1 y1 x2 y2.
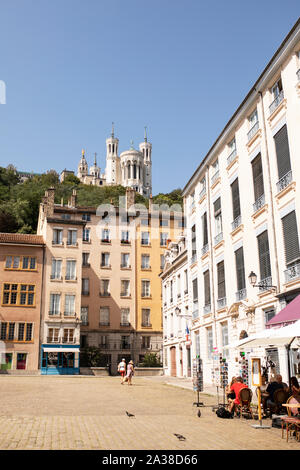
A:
248 271 277 291
248 271 257 286
175 307 192 318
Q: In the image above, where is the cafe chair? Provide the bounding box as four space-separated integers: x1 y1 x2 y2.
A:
280 396 300 442
236 388 253 419
273 389 289 415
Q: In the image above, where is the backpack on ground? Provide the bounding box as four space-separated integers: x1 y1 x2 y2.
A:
216 407 232 419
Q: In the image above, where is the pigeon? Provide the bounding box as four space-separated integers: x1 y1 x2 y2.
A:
126 411 135 418
197 410 201 418
174 433 186 441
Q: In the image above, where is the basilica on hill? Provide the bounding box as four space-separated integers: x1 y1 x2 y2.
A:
60 124 152 198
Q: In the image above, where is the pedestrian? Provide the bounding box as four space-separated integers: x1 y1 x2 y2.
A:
122 360 134 386
118 358 126 383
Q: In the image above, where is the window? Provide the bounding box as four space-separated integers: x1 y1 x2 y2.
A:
8 323 15 341
228 137 236 153
160 254 165 270
100 279 110 296
53 229 63 245
141 232 150 245
82 213 91 221
195 332 200 358
61 213 71 220
83 228 90 242
272 77 283 99
207 327 213 359
257 231 271 280
221 323 229 358
177 275 181 298
281 211 300 266
100 307 110 326
235 247 246 291
160 232 168 247
203 270 211 307
51 259 62 280
214 197 222 235
121 253 130 268
191 224 197 260
64 295 75 316
184 270 188 294
192 278 198 318
0 322 7 340
16 353 27 370
170 280 173 302
82 253 90 266
249 109 258 127
121 308 130 326
2 284 35 306
231 179 241 221
217 261 226 300
0 353 12 371
101 229 110 243
67 229 77 246
81 307 89 325
25 323 33 341
141 219 149 226
264 308 275 324
66 260 76 280
252 153 264 202
82 278 89 295
99 335 107 348
101 252 110 267
18 323 25 341
274 124 291 181
48 327 60 343
121 280 130 297
141 280 151 297
160 219 169 227
142 309 151 327
202 213 208 247
5 256 36 271
141 254 150 269
49 293 61 315
142 336 151 349
121 230 130 244
63 329 74 343
121 335 130 349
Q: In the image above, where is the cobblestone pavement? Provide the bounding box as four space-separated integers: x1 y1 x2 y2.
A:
0 375 299 450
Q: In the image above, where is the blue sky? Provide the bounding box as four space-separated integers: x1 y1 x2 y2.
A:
0 1 299 194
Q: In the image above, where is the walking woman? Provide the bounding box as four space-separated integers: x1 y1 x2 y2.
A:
122 360 134 385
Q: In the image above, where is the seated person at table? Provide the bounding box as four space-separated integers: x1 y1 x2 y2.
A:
226 377 236 405
263 374 288 414
228 377 248 416
290 376 300 401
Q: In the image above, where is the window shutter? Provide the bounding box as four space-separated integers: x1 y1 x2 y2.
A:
217 261 226 299
214 198 221 217
274 125 291 179
282 211 300 265
204 270 210 305
231 179 241 219
235 247 245 290
257 231 271 279
202 212 208 246
252 153 264 200
192 278 198 301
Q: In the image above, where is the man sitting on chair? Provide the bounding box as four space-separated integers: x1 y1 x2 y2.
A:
228 376 248 416
263 374 288 415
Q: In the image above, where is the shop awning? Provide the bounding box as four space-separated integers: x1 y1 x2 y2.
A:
266 294 300 328
43 347 79 353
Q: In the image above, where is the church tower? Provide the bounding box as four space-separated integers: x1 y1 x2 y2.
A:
139 127 152 197
77 149 88 179
89 152 100 179
105 123 121 185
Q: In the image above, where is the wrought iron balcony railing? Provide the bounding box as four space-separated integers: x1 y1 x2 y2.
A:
199 187 206 199
253 194 265 213
236 288 247 301
201 243 209 256
231 215 242 231
211 170 220 185
258 276 273 292
227 148 237 166
247 121 259 142
214 232 223 246
276 170 292 193
217 297 227 309
284 263 300 283
269 90 284 115
203 304 211 315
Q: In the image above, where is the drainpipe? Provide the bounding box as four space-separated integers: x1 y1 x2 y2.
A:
258 90 281 294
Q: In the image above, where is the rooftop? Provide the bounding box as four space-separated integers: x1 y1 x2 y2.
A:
0 233 45 245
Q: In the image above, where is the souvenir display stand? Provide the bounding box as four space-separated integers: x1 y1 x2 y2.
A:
192 357 204 407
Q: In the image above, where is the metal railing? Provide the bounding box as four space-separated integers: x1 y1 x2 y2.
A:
217 297 227 309
227 148 237 166
269 90 284 115
253 194 265 213
199 187 206 199
201 243 209 256
247 121 259 142
211 170 220 185
190 253 197 265
276 170 292 193
236 288 247 301
231 215 241 231
214 232 223 246
258 276 273 292
203 304 211 315
284 263 300 283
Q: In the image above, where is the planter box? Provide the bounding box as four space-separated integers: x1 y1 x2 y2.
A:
80 367 109 376
134 367 164 377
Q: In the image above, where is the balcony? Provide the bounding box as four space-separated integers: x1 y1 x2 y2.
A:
214 232 223 246
120 322 131 327
276 170 292 193
47 337 76 344
203 304 211 315
121 264 131 269
99 292 111 297
201 244 209 256
120 240 130 245
236 288 247 301
253 194 265 213
52 241 63 246
231 215 242 231
284 263 300 283
66 241 78 247
199 187 206 200
50 275 62 280
47 337 60 343
258 276 273 292
247 121 259 142
227 148 237 167
99 322 110 326
217 297 227 309
101 239 111 244
120 343 131 350
190 253 197 265
62 337 76 344
64 311 76 317
48 311 61 316
269 90 284 115
65 276 77 281
141 323 152 328
211 170 220 185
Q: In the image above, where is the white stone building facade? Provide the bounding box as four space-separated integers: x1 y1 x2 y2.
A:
181 20 300 388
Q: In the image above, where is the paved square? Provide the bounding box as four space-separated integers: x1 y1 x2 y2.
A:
0 375 298 450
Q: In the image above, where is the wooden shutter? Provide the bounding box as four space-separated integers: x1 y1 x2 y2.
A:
202 212 208 246
192 278 198 301
235 247 245 290
217 261 226 299
203 270 210 305
252 153 264 200
231 178 241 219
257 231 271 279
274 125 291 179
282 211 300 265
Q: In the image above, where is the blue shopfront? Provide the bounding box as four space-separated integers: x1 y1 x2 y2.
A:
41 344 80 375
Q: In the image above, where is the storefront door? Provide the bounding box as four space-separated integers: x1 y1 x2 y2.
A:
170 347 176 377
16 353 27 370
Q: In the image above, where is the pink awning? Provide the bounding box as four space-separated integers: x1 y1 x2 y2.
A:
266 294 300 327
